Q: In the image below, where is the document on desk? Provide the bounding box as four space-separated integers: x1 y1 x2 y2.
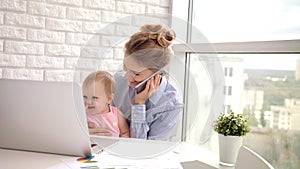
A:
61 151 183 169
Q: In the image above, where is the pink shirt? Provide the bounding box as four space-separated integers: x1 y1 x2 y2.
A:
86 105 120 137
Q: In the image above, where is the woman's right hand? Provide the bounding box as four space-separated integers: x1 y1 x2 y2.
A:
88 122 112 136
135 74 162 105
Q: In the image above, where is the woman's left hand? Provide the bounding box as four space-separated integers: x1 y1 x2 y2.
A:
134 74 162 105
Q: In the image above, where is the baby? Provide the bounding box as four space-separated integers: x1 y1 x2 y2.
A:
82 70 130 137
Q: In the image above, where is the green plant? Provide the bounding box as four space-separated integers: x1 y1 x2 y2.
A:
214 110 251 136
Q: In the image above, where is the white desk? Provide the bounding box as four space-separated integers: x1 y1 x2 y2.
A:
0 141 234 169
0 148 70 169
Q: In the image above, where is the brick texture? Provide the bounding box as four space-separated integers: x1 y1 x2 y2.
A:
27 29 65 43
0 40 3 52
5 13 45 28
0 0 26 12
45 44 80 57
4 41 44 55
3 69 44 81
0 12 4 25
0 26 26 40
28 2 66 18
0 54 26 67
0 0 171 81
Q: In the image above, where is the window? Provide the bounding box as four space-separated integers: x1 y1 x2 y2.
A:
226 105 231 114
191 0 300 43
224 86 233 96
174 50 300 169
172 0 300 168
224 67 233 77
229 67 233 77
228 86 232 96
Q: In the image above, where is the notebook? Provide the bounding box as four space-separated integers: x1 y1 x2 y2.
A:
0 79 93 157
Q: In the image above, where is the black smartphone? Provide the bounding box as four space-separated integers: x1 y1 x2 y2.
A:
134 70 166 93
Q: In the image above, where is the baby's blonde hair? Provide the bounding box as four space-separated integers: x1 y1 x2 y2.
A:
82 70 115 97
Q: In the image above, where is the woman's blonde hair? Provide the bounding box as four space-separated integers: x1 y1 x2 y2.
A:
124 24 176 70
82 70 115 97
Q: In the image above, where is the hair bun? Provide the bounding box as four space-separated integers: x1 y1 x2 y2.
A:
156 29 176 48
141 24 176 48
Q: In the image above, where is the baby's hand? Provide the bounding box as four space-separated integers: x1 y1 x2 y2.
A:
88 122 96 129
88 122 112 136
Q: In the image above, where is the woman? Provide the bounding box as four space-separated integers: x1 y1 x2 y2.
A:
89 24 183 141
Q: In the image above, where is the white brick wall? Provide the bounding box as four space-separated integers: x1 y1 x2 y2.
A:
5 41 44 55
66 33 97 45
0 54 26 67
45 70 79 82
117 2 146 14
0 40 3 52
46 18 82 32
0 26 26 40
45 44 80 57
101 11 130 24
5 13 45 28
0 0 26 12
84 0 115 10
0 0 171 81
28 2 66 18
0 12 4 25
3 69 44 81
27 29 65 43
27 55 65 69
47 0 82 7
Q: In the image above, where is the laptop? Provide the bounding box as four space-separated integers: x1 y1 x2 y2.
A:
0 79 94 157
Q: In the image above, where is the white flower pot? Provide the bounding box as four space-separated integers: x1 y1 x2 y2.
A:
218 134 243 166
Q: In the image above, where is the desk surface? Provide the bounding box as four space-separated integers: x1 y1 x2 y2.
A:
0 142 234 169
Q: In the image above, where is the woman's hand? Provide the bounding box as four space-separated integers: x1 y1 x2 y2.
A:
134 74 162 105
88 122 112 136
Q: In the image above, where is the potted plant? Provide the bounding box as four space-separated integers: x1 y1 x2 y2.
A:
213 110 251 166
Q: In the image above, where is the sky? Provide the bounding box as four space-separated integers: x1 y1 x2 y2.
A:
238 54 299 71
191 0 300 70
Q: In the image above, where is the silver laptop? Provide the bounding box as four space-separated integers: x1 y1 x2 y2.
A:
0 79 92 157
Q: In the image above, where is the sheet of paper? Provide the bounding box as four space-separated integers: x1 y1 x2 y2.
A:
61 151 183 169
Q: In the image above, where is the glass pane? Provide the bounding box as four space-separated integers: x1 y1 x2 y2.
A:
186 53 300 169
192 0 300 42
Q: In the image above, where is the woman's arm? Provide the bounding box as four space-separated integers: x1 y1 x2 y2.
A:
147 107 182 140
130 104 182 140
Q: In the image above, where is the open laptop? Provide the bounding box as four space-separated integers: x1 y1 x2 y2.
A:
0 79 95 157
0 79 179 159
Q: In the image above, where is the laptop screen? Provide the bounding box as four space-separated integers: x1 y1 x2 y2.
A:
0 79 92 157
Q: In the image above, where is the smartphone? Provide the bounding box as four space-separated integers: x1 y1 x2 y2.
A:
134 69 166 93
